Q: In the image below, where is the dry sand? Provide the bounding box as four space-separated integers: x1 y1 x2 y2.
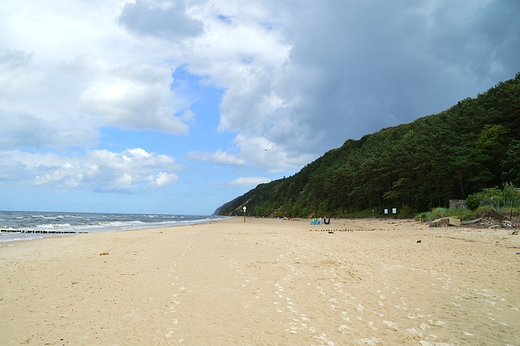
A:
1 217 519 345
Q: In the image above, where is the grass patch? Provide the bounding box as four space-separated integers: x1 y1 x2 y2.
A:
416 207 474 222
416 205 520 223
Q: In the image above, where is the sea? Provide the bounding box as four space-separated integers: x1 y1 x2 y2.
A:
0 211 227 243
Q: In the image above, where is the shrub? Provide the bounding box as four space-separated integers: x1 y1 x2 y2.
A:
466 194 479 210
416 207 474 221
466 183 520 210
401 205 415 218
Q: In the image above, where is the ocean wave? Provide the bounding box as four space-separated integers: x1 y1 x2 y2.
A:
0 236 44 242
36 223 72 229
0 211 227 243
31 215 65 220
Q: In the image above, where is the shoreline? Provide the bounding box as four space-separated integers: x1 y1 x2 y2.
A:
1 217 519 345
0 212 228 244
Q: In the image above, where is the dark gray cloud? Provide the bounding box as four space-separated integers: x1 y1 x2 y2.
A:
426 1 520 79
271 0 520 153
118 0 203 40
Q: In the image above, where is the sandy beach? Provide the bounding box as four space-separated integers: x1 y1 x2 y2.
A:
1 217 519 345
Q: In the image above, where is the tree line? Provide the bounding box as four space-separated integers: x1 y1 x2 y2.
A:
216 72 520 217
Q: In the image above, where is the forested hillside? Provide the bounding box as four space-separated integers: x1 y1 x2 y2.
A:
216 73 520 217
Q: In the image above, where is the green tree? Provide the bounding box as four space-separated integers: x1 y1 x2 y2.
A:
502 140 520 186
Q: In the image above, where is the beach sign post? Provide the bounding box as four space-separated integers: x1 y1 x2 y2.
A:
243 206 247 223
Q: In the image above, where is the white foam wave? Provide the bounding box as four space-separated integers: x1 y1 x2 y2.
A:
36 223 72 229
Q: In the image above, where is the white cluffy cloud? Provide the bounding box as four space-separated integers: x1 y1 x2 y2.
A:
0 0 194 150
229 177 271 187
185 149 247 166
185 134 316 173
0 148 181 193
210 176 271 187
78 58 188 135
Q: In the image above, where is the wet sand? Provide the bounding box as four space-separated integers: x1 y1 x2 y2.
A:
1 217 519 345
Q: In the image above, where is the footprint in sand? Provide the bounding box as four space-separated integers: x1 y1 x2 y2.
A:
338 325 350 334
341 312 351 322
368 321 377 331
359 336 381 345
383 320 398 330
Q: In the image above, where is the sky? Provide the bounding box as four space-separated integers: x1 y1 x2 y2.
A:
1 0 519 215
